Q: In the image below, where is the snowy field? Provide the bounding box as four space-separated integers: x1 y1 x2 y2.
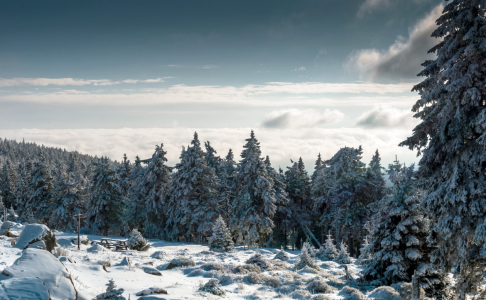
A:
0 222 412 300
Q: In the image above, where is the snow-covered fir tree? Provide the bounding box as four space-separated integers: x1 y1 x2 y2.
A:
317 231 339 261
96 279 125 300
208 215 234 252
87 157 125 236
0 160 17 209
230 131 277 247
311 146 368 249
50 161 85 231
14 160 31 219
127 229 150 251
220 149 237 222
134 144 172 238
264 156 290 248
311 153 323 184
116 153 132 195
361 165 447 298
27 150 55 223
335 240 352 264
165 132 221 242
399 1 486 298
126 156 146 230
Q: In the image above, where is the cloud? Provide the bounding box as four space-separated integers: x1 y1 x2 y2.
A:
292 66 306 71
262 109 344 129
357 0 393 18
355 104 419 128
0 82 415 105
0 77 167 87
0 127 418 171
347 4 443 81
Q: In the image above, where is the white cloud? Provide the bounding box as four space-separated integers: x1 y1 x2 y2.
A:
292 66 306 71
0 82 415 105
348 4 443 81
355 104 419 128
357 0 393 18
262 109 344 129
0 77 167 87
0 127 418 171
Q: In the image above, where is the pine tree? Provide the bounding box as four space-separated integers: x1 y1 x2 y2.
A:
220 149 237 222
126 156 146 230
165 133 221 241
14 160 31 219
399 2 486 297
208 215 234 252
117 154 132 195
317 231 339 261
335 240 352 264
27 150 55 224
50 161 85 231
96 279 126 300
87 157 125 236
361 165 447 298
311 153 323 184
0 160 17 209
127 229 150 251
230 130 277 247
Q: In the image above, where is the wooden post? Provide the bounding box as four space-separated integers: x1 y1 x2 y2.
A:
73 214 87 250
412 270 420 300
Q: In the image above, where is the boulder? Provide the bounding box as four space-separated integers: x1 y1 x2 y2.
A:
0 277 50 300
143 266 162 276
14 224 59 252
0 221 13 230
118 256 132 267
136 287 168 296
1 248 77 300
6 231 19 238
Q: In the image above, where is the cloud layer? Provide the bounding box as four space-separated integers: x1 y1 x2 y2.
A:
0 77 166 87
356 104 418 128
262 109 344 129
348 4 443 81
0 127 418 171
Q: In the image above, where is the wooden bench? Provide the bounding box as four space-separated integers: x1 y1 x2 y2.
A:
96 238 128 251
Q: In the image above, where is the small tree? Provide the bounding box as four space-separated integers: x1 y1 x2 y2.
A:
7 205 18 222
96 279 125 300
317 232 339 261
335 240 352 264
294 242 320 271
127 229 150 251
208 215 234 252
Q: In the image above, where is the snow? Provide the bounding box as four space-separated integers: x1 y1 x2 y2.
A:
14 224 50 250
1 248 77 300
0 277 50 300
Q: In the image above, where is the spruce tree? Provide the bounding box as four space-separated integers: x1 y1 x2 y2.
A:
14 160 31 219
230 130 277 247
165 132 221 241
87 157 125 236
361 165 447 298
27 150 55 224
311 153 323 184
0 160 17 209
317 231 339 261
208 215 234 252
117 153 132 195
220 149 237 222
399 1 486 297
126 156 146 230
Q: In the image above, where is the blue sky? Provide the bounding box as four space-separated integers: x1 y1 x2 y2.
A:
0 0 443 168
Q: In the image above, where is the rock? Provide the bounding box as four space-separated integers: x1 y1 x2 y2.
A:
150 250 167 259
29 241 47 250
10 240 15 246
0 277 51 300
136 287 168 296
143 266 162 276
118 256 132 267
87 244 107 253
0 221 13 230
14 224 59 252
6 230 19 238
1 248 77 300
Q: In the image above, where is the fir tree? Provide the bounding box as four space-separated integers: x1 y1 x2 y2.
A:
208 215 234 252
87 157 125 236
127 229 150 251
0 160 17 209
220 149 237 221
165 132 221 241
317 231 339 261
311 153 323 184
361 165 447 298
27 150 55 223
126 156 146 230
14 160 31 219
117 153 132 195
230 130 277 247
335 240 352 264
399 1 486 297
96 279 125 300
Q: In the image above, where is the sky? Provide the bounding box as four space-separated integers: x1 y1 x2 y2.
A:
0 0 444 169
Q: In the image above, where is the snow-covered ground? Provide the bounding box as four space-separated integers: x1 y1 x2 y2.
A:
0 222 405 300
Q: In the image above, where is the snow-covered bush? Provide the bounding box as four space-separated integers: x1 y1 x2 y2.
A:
96 279 125 300
294 244 320 271
166 256 196 269
306 277 336 294
199 278 226 296
127 229 150 251
261 274 281 288
368 286 402 300
311 295 333 300
390 282 427 300
246 252 271 271
246 272 262 284
274 246 290 261
150 250 166 259
316 233 339 261
136 287 167 296
233 264 261 274
52 246 69 257
289 288 312 300
334 240 351 264
208 215 234 252
339 286 366 300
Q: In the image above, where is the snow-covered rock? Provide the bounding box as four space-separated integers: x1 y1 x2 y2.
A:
143 266 162 276
0 277 50 300
118 256 132 267
136 287 168 296
0 221 13 230
71 235 89 245
1 248 77 300
14 224 59 252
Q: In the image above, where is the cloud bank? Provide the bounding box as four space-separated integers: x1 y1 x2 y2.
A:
0 127 418 171
0 77 167 87
262 109 344 129
348 4 443 81
356 105 418 128
357 0 393 18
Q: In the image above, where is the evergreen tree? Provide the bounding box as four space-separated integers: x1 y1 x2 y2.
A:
127 229 150 251
220 149 237 221
126 156 146 230
50 161 85 231
361 165 447 298
0 160 17 209
335 240 352 264
165 133 221 241
399 1 486 297
230 130 277 247
96 279 125 300
317 231 339 261
208 215 234 252
27 150 55 223
311 146 367 245
311 153 323 184
117 154 132 195
87 157 125 236
14 160 31 219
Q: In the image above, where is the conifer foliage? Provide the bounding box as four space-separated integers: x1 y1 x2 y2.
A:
399 1 486 297
208 215 234 252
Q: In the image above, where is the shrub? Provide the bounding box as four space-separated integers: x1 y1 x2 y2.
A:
339 286 366 300
127 229 150 251
261 274 281 288
246 272 262 284
199 278 226 296
246 253 272 271
234 264 261 274
53 246 69 257
166 256 196 270
306 278 336 294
